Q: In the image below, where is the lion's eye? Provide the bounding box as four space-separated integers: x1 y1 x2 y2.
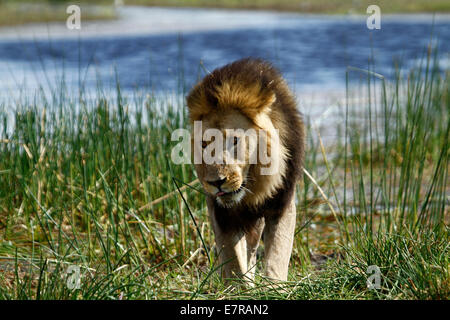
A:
233 137 239 146
201 141 207 149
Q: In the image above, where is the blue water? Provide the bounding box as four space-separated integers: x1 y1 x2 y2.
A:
0 9 448 97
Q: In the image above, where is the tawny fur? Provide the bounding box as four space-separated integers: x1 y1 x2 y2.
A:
186 58 305 282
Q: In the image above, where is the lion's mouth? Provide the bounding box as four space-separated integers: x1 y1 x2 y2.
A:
216 183 245 197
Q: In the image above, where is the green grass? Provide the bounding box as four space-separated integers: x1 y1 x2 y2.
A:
0 47 448 299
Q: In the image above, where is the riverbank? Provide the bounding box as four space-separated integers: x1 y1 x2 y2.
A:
0 0 449 27
127 0 450 14
0 2 116 27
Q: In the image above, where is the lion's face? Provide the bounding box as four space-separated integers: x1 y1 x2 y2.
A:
193 110 257 208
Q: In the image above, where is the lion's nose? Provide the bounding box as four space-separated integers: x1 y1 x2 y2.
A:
207 178 226 189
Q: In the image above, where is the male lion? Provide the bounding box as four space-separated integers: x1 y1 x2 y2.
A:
186 58 305 282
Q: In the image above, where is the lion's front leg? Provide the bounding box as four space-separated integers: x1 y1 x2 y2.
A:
214 227 248 280
209 209 247 281
262 200 296 281
245 217 265 282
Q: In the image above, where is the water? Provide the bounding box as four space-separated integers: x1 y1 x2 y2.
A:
0 7 448 102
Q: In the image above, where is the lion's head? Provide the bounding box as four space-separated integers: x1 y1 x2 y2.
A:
186 59 288 208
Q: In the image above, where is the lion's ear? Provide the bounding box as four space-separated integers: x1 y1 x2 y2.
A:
186 87 211 122
242 91 276 120
260 92 276 113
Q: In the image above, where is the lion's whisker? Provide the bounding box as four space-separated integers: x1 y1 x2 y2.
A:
241 186 254 195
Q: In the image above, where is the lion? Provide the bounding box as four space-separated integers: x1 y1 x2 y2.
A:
186 58 305 282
